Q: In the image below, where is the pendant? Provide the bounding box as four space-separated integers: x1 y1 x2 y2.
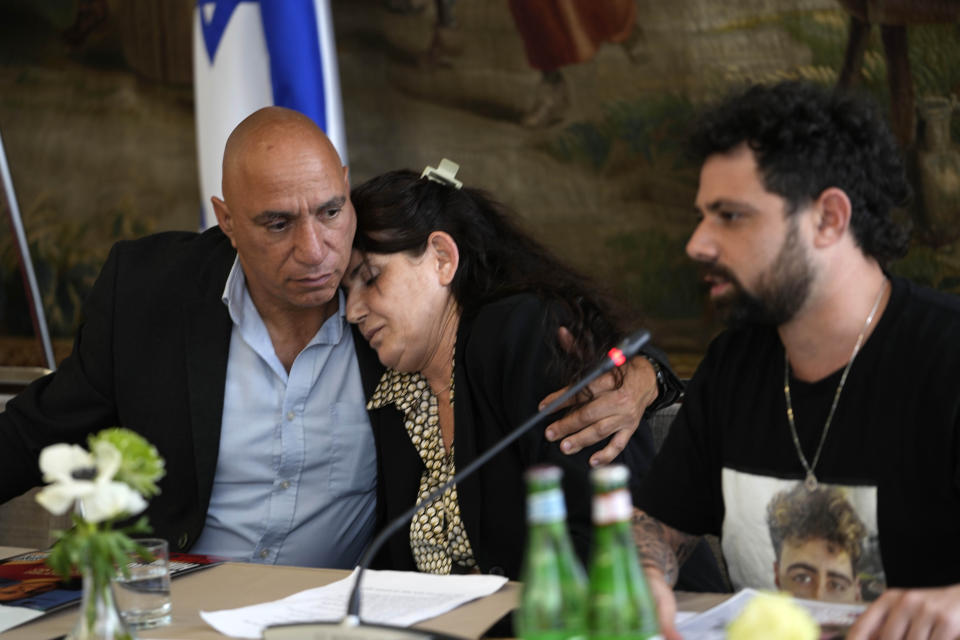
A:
804 472 818 492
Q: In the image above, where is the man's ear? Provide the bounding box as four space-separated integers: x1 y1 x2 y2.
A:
427 231 459 286
343 165 351 189
211 196 236 246
812 187 852 249
773 561 781 589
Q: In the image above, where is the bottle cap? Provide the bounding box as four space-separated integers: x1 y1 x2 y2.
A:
525 464 563 484
590 464 630 486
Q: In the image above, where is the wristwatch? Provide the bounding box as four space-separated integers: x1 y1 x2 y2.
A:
642 354 666 399
641 354 682 411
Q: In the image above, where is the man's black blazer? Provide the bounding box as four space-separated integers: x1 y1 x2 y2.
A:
0 227 386 552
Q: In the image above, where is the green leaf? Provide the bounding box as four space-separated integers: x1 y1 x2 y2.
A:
88 427 166 496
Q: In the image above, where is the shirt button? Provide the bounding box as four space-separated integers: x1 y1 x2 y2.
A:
280 480 290 490
259 549 270 559
286 411 295 421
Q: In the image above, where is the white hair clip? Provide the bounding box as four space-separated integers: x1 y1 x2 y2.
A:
420 158 462 189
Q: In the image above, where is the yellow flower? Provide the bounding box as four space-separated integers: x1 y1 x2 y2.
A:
728 592 819 640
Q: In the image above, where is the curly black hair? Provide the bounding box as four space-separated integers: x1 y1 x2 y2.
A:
349 169 629 386
689 81 911 266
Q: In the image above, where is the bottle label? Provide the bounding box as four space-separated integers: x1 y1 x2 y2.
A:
592 488 633 524
527 488 567 523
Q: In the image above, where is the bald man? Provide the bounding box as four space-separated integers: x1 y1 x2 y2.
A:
0 107 668 568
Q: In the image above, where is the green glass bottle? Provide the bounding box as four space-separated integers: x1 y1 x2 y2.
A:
587 465 661 640
516 465 588 640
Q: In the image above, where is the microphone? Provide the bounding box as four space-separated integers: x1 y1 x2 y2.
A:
263 329 651 640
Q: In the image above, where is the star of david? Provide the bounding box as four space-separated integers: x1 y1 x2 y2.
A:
197 0 253 65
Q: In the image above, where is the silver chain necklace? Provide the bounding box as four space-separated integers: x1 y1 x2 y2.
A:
783 279 888 491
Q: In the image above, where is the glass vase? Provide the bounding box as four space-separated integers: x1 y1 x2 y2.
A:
67 567 135 640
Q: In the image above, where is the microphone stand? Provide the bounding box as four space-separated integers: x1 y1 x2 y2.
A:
265 329 650 640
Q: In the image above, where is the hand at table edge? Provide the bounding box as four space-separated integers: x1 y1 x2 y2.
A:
846 583 960 640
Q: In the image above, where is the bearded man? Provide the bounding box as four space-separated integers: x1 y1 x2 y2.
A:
631 82 960 640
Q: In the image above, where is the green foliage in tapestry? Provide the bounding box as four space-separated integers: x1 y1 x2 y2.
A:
543 94 697 172
604 229 701 319
890 245 960 296
0 203 151 337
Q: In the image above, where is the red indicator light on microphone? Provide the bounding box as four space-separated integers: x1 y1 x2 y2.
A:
608 347 626 367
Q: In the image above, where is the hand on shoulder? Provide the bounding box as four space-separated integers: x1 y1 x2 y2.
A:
541 327 661 466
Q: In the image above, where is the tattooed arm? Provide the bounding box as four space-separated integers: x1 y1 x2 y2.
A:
632 507 701 585
632 508 702 640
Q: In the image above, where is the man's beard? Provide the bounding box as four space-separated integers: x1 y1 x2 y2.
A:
704 220 814 327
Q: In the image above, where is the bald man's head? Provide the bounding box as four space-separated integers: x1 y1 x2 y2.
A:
221 106 343 203
210 106 355 325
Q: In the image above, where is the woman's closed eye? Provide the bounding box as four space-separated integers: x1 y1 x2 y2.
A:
355 261 380 286
348 265 379 290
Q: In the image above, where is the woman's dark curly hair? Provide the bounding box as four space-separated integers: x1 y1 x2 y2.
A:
350 169 629 385
689 81 911 266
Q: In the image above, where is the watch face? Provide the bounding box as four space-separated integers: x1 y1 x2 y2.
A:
642 355 682 409
644 355 663 378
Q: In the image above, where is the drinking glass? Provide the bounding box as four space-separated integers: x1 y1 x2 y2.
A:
114 538 172 628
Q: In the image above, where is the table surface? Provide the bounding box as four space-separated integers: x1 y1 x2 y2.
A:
0 546 725 639
0 546 522 639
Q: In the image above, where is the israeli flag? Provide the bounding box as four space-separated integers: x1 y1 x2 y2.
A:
193 0 347 229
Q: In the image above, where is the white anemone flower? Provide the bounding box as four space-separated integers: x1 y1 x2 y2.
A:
36 444 99 515
35 477 95 516
90 438 122 480
35 441 147 523
39 444 95 484
82 481 147 524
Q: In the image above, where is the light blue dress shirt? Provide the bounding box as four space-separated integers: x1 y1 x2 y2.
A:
190 259 377 568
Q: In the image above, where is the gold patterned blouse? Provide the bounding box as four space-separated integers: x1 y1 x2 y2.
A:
367 368 478 574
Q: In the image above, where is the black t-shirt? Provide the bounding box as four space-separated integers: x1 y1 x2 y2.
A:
637 276 960 597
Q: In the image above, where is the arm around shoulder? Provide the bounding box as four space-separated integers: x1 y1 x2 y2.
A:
541 335 684 466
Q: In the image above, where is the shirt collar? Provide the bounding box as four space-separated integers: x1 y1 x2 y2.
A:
221 257 348 347
221 257 247 326
368 369 430 413
367 360 456 413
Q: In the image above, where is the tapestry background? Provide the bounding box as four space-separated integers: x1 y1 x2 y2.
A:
1 0 958 375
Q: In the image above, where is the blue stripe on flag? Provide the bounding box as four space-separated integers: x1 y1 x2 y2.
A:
259 0 328 132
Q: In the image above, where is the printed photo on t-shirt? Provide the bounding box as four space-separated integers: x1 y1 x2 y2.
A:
720 468 886 603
